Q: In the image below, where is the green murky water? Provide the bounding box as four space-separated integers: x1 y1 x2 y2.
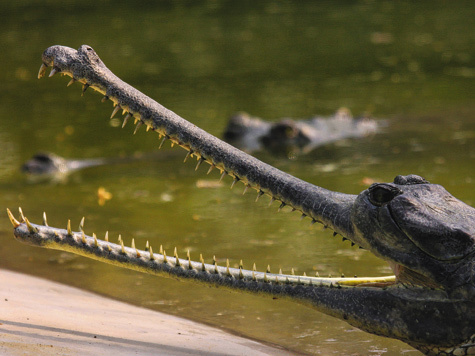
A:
0 1 473 355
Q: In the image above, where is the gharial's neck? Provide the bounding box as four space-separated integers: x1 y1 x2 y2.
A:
41 44 356 238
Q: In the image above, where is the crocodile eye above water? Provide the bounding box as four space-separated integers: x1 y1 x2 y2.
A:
368 184 402 207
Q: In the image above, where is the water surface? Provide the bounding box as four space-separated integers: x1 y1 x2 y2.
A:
0 2 473 355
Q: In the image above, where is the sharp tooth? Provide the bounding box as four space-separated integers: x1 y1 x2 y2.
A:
67 78 76 87
268 197 275 207
49 68 58 77
6 208 20 228
184 151 192 163
38 63 48 79
159 136 167 149
18 207 26 222
133 121 143 135
255 190 264 202
67 219 72 235
187 250 192 269
81 83 89 95
42 212 48 226
132 239 141 257
122 113 132 128
110 105 120 119
200 254 205 271
207 164 215 175
220 171 227 181
79 217 85 231
174 247 180 266
195 158 204 171
25 218 38 233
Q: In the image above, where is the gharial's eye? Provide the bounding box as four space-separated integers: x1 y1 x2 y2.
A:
368 184 402 206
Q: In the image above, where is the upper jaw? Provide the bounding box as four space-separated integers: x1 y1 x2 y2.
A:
39 45 79 78
39 45 107 84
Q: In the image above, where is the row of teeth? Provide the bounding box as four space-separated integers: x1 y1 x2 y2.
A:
7 207 359 287
39 62 362 246
37 61 372 282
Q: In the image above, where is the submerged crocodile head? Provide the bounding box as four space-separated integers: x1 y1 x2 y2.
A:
21 152 69 175
8 45 475 355
223 109 379 155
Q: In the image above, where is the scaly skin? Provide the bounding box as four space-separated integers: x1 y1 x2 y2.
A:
7 45 475 355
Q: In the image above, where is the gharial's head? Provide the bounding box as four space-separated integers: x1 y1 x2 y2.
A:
350 174 475 298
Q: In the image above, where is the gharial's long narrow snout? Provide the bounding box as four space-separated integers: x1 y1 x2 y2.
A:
36 44 359 242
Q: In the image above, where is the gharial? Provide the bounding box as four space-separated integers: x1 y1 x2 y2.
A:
7 45 475 356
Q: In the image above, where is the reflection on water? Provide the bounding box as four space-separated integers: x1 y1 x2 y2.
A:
0 1 473 355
